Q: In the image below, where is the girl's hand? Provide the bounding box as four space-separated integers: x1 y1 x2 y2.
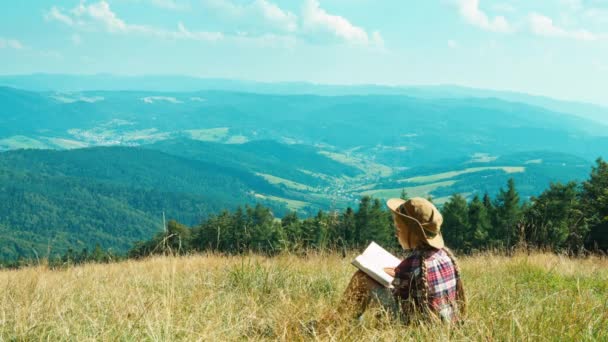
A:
383 267 396 277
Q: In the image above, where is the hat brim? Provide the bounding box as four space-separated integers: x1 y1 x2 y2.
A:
386 198 445 249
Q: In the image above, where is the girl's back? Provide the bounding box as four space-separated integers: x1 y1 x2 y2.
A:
392 247 465 322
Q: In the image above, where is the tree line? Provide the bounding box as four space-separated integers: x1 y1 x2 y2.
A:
3 158 607 268
129 158 608 258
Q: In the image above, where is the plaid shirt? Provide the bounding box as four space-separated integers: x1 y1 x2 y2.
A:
391 248 460 322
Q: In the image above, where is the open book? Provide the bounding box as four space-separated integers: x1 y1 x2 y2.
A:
351 242 402 288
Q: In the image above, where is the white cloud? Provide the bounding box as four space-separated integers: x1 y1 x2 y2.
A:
255 0 298 32
47 0 383 49
302 0 382 46
71 1 129 33
560 0 583 11
0 38 24 49
492 3 516 13
175 22 224 41
233 32 297 48
150 0 188 10
448 39 458 48
45 6 75 26
45 1 223 41
529 13 597 41
457 0 512 33
202 0 297 33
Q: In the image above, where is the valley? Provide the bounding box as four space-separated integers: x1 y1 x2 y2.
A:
0 82 606 259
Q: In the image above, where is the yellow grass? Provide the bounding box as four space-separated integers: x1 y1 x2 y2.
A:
1 252 606 341
253 193 309 210
318 151 393 177
360 181 457 198
45 138 89 149
0 135 49 150
185 128 229 142
255 173 313 191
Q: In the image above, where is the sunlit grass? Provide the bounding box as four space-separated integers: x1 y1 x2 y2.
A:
360 180 457 199
0 252 606 341
398 166 526 184
255 172 313 191
253 193 310 211
184 127 229 142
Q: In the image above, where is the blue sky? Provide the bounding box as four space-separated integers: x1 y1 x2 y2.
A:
1 0 608 104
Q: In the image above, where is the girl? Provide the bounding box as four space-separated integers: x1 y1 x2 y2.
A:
318 197 466 329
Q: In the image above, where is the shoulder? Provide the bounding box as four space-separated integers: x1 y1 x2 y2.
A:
395 250 422 273
428 248 455 267
394 250 426 282
425 248 458 284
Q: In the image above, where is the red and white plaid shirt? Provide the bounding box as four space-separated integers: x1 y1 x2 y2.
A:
391 248 460 322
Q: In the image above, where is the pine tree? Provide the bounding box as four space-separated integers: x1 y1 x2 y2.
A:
525 182 584 251
494 178 522 248
166 219 191 254
281 211 301 250
366 198 392 247
468 195 490 250
92 244 105 262
354 196 372 248
232 207 247 253
581 158 608 251
338 207 356 249
314 210 329 249
442 194 470 251
482 192 496 239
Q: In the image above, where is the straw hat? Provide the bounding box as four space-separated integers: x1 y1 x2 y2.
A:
386 197 444 249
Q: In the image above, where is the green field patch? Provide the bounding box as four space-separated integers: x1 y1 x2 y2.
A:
0 136 49 150
360 181 457 199
352 183 378 191
225 135 249 144
185 128 229 142
319 151 392 177
399 166 525 184
253 193 309 211
297 169 334 181
469 152 498 163
120 129 171 142
255 173 313 191
45 138 89 149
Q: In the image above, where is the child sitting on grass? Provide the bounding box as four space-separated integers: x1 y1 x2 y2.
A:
315 197 466 330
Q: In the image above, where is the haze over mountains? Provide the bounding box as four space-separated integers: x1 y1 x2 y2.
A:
0 74 606 260
2 74 608 125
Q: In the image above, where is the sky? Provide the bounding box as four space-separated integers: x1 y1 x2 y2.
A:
1 0 608 105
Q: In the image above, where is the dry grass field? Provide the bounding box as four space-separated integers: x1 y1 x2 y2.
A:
1 252 606 341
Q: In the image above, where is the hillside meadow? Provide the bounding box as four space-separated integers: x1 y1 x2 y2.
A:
1 252 606 341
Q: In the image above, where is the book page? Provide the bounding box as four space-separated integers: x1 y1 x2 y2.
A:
351 242 402 287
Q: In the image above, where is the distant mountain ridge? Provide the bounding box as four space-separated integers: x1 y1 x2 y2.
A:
1 74 607 124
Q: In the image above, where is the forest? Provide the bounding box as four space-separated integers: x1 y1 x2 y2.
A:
126 158 608 259
2 157 607 268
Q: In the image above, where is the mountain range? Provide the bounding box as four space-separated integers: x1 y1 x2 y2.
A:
1 75 607 260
